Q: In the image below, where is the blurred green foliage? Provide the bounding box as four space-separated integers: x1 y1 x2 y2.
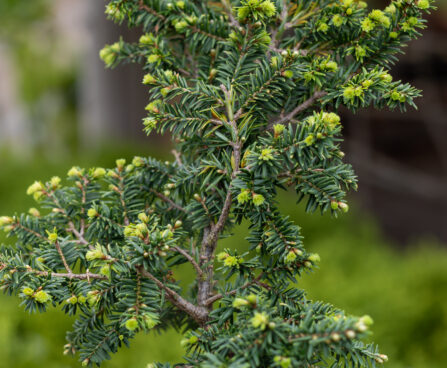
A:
0 149 446 367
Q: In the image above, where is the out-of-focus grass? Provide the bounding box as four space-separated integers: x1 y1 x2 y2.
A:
0 149 446 368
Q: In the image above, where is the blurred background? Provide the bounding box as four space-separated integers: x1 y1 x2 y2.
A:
0 0 446 367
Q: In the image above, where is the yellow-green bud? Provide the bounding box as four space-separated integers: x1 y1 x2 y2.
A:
67 296 78 305
27 181 44 196
0 216 13 226
308 253 321 263
87 208 98 218
237 189 250 204
132 156 144 167
217 252 229 261
332 14 343 27
50 176 61 189
233 298 249 308
78 295 87 304
338 202 349 213
34 290 52 304
92 167 106 179
285 250 297 263
174 220 182 228
417 0 429 10
283 70 293 79
142 74 156 85
345 330 356 339
67 167 83 178
125 318 139 331
176 1 185 9
46 229 58 243
251 312 268 330
22 287 34 296
252 194 265 206
138 212 149 223
246 294 257 304
139 33 155 45
147 54 161 64
116 159 126 170
223 255 239 267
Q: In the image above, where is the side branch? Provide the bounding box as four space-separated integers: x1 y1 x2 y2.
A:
271 91 327 126
171 246 203 277
149 189 187 213
137 266 208 324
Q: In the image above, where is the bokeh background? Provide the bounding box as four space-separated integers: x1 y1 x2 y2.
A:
1 1 447 367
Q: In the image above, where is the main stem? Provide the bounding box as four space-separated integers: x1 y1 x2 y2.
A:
196 85 242 322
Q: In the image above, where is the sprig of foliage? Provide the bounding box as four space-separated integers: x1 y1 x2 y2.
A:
0 0 434 366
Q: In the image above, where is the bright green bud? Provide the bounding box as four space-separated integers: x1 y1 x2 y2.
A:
285 250 297 263
308 253 321 263
139 33 155 45
34 290 52 304
125 318 139 331
325 61 338 72
67 296 78 305
283 70 293 78
317 23 328 33
252 194 265 206
343 86 356 100
362 79 373 88
273 124 285 137
385 4 396 14
189 335 198 344
176 1 185 9
304 134 315 146
27 181 44 195
145 100 160 113
361 18 375 32
22 287 34 296
86 244 104 261
391 91 401 101
0 216 13 226
237 189 251 204
116 159 126 170
27 208 40 217
417 0 430 10
217 252 229 261
82 359 89 366
323 112 341 127
331 201 339 210
224 256 239 267
67 166 83 178
270 56 278 67
233 298 249 308
260 1 276 17
143 74 156 85
360 315 374 326
332 14 343 27
87 291 100 306
174 220 182 228
380 73 392 83
138 212 149 223
87 208 98 218
50 176 61 189
174 20 188 32
251 312 268 330
78 295 87 304
246 294 257 304
147 54 161 64
100 265 111 277
338 202 349 213
389 31 398 39
161 229 173 239
259 148 273 161
346 8 352 15
354 86 363 97
46 229 58 243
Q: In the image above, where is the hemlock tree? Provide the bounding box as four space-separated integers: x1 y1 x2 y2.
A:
0 0 433 366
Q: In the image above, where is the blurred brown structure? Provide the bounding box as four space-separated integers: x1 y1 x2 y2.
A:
343 11 447 243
